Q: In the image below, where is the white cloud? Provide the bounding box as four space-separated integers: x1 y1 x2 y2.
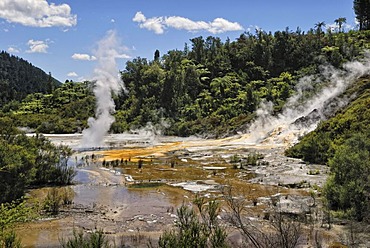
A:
67 72 78 77
133 11 146 23
72 53 97 61
165 16 209 32
327 22 354 32
133 11 243 34
207 18 244 34
7 46 20 53
26 39 48 53
72 51 130 62
115 53 131 59
246 25 262 33
0 0 77 28
133 12 165 34
344 23 354 31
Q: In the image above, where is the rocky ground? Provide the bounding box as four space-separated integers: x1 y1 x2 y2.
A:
16 134 369 247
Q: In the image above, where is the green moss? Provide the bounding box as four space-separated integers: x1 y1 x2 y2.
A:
128 182 165 188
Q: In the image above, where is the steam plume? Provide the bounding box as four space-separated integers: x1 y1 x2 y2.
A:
247 53 370 145
80 30 124 147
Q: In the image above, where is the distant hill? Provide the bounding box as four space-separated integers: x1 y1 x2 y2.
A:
0 51 61 106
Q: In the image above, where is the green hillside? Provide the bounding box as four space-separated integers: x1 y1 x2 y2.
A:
285 76 370 221
1 81 95 133
116 29 370 137
2 30 370 137
285 77 370 165
0 51 61 106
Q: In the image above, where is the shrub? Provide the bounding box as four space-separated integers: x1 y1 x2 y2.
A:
60 229 111 248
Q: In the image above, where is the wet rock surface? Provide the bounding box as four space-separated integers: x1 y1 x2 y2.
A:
16 134 369 247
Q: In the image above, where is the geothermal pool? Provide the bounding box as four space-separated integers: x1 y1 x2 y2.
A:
17 131 329 247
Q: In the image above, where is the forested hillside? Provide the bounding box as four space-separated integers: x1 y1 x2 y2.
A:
2 29 370 136
115 29 370 137
1 81 95 133
0 51 60 106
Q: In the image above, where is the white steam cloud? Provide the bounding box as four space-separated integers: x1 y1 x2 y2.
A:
80 30 125 147
246 53 370 145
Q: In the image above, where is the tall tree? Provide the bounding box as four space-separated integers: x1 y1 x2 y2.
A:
334 17 347 32
314 21 326 35
154 49 160 62
354 0 370 30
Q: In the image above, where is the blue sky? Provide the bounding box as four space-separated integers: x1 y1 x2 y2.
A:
0 0 355 82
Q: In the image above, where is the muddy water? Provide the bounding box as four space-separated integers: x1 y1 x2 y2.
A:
18 162 190 247
17 133 327 247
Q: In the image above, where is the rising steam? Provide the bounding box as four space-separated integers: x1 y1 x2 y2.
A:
246 53 370 145
80 30 125 147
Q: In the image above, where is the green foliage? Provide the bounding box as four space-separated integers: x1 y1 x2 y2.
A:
285 131 332 164
354 0 370 30
289 103 370 222
230 154 241 164
324 133 370 221
0 230 22 248
0 51 60 107
0 123 75 204
286 78 370 164
0 200 35 232
2 81 95 133
245 152 264 166
0 200 35 247
116 30 368 137
43 187 73 215
60 229 111 248
158 196 228 248
1 29 370 136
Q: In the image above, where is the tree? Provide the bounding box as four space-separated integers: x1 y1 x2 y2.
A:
334 17 347 32
314 21 326 36
0 51 61 105
354 0 370 30
189 36 206 64
324 133 370 221
154 49 160 61
0 131 75 203
0 200 35 247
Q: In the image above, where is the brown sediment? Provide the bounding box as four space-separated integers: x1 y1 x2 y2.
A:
16 133 339 247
